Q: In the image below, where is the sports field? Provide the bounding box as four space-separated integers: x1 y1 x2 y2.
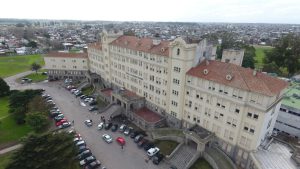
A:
254 45 273 69
0 54 44 78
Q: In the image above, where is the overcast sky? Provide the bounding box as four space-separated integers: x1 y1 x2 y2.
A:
1 0 300 24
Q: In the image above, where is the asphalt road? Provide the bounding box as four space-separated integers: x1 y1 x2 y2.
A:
5 75 169 169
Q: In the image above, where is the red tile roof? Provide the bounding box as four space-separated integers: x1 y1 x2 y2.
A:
110 35 169 57
134 107 163 123
45 51 87 58
88 42 102 50
101 88 113 97
186 60 289 96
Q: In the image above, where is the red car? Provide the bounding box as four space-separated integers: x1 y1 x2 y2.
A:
116 137 125 146
55 119 67 126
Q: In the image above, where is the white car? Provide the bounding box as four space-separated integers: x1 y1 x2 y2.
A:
147 147 160 157
98 122 104 130
73 137 83 143
84 120 93 127
76 140 86 147
102 134 113 143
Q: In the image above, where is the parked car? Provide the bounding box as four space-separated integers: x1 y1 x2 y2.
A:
50 112 62 118
76 140 86 147
58 122 71 129
130 130 139 138
73 137 83 143
89 106 98 112
97 122 104 130
54 116 65 122
143 142 155 151
137 139 148 147
124 127 133 135
104 122 112 130
152 153 164 165
79 155 96 166
134 134 144 143
85 160 101 169
21 78 32 84
80 95 87 99
111 124 118 132
116 137 126 146
54 114 64 120
102 134 113 143
119 124 127 132
147 147 160 157
89 101 97 106
77 146 88 154
55 119 67 126
84 119 93 127
77 150 92 161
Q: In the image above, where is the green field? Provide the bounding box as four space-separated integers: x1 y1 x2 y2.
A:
153 140 179 156
0 97 32 146
190 158 213 169
0 150 15 169
254 45 273 69
0 54 44 78
24 73 47 82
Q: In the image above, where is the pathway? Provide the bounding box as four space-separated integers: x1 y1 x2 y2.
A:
0 144 22 155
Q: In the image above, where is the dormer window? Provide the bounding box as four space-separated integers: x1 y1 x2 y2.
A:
177 48 180 55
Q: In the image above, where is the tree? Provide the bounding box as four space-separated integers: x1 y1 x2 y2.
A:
26 112 50 132
28 96 50 115
9 90 43 124
6 133 78 169
31 63 41 74
242 46 255 69
0 77 10 97
265 33 300 76
26 41 37 48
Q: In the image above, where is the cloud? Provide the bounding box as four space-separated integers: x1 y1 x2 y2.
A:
1 0 299 24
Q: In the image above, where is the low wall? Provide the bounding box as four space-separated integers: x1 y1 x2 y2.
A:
203 152 219 169
185 152 201 169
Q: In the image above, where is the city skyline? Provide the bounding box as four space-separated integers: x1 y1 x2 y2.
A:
1 0 300 24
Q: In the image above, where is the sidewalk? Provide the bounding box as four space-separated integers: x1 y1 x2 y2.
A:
0 144 22 155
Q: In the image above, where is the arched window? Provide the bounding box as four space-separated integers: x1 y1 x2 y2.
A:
177 48 180 55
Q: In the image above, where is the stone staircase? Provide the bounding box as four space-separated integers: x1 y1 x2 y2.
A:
169 145 197 169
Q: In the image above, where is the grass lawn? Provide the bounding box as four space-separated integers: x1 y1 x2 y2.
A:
153 140 179 156
0 97 32 147
0 150 15 169
82 86 94 95
0 54 44 78
24 73 47 82
189 158 213 169
254 45 273 69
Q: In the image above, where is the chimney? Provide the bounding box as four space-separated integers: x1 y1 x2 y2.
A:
253 69 257 76
206 60 209 66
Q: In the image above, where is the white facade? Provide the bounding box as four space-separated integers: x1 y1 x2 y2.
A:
222 49 245 66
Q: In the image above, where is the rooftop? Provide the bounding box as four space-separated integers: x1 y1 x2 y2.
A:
189 125 212 139
253 141 298 169
134 107 163 123
101 88 113 97
110 35 170 57
88 42 102 50
282 84 300 110
45 51 87 58
186 60 289 97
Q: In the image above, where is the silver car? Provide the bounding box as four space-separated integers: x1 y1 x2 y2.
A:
102 134 113 143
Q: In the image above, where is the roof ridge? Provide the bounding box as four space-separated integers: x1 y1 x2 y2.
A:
236 65 251 92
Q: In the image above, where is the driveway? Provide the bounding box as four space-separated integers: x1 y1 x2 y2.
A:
6 75 169 169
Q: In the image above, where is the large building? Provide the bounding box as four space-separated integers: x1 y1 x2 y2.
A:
274 84 300 138
44 51 88 80
46 30 290 169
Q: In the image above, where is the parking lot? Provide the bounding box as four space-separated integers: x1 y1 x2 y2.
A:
18 80 169 169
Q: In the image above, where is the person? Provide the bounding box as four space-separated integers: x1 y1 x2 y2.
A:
72 120 74 125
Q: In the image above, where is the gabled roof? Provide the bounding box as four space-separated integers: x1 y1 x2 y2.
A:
110 35 169 57
45 51 87 58
186 60 289 96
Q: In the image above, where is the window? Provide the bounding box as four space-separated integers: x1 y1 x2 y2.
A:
172 90 179 96
177 48 180 55
173 79 180 85
247 112 252 118
235 109 240 113
173 67 181 72
253 114 259 120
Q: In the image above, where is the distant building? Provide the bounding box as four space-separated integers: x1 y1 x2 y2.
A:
274 84 300 138
221 49 245 66
44 51 88 80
